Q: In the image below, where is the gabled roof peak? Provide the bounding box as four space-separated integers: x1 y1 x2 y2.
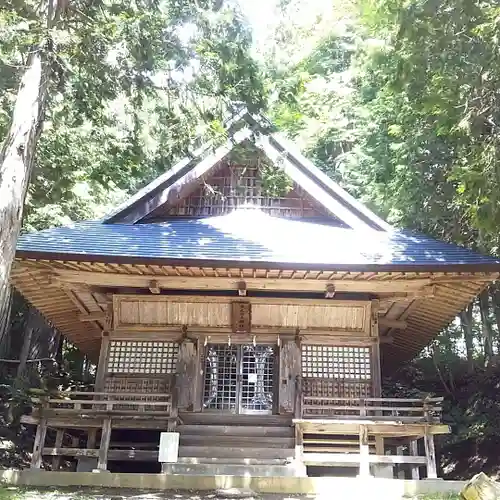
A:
103 110 392 232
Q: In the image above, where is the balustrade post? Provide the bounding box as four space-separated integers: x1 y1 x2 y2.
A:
424 430 437 479
358 424 371 478
31 396 48 469
410 439 420 480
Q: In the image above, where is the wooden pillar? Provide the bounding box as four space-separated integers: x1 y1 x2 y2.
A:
97 418 112 470
177 339 197 411
359 424 370 478
193 338 202 412
410 439 420 480
31 417 48 469
424 430 437 479
87 429 97 449
94 332 110 391
279 338 301 414
294 425 304 464
51 429 64 471
370 306 384 460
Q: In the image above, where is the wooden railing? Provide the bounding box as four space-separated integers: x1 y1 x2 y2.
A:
34 391 175 417
301 396 443 423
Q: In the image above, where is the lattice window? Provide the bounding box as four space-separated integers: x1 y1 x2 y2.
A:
301 345 371 380
107 341 178 374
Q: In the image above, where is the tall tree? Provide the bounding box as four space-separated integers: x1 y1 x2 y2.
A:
0 0 66 346
0 0 265 348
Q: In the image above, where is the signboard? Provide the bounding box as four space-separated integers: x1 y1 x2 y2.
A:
158 432 179 463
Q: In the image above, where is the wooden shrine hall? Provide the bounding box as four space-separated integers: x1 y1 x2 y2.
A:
12 111 500 479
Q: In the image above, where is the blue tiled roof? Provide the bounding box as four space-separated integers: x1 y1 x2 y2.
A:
16 210 500 268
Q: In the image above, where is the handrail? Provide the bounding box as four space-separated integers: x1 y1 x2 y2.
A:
32 391 174 417
301 395 443 423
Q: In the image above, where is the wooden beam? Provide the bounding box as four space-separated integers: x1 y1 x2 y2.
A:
378 318 408 330
149 280 161 294
54 270 435 294
303 453 427 466
78 312 107 322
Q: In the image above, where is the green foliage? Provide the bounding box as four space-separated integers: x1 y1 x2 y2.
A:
0 0 265 231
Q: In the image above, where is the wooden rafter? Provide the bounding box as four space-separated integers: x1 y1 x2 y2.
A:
53 270 441 294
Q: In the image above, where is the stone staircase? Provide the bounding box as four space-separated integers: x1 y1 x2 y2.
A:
163 412 305 476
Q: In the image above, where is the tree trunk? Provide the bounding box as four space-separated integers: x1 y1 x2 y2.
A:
0 50 48 338
0 0 63 342
0 286 13 359
460 303 475 373
489 284 500 353
479 290 495 364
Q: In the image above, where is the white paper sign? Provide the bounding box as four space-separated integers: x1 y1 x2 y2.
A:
248 373 257 383
159 432 179 463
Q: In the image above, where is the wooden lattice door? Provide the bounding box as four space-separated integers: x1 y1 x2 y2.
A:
301 345 372 411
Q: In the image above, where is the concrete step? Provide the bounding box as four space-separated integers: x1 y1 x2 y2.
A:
178 413 292 427
177 424 294 438
178 445 294 460
162 462 305 477
179 434 295 448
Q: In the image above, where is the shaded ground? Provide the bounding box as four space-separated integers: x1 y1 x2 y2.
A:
0 487 460 500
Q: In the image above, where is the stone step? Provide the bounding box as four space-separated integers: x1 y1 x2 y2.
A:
178 445 294 460
179 434 295 448
177 424 294 438
178 412 292 427
162 462 305 477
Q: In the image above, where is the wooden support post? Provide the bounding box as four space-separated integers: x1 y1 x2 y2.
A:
358 424 370 478
294 425 304 464
52 429 64 471
31 417 47 469
410 439 420 480
87 429 97 449
95 332 110 391
375 436 384 455
396 446 405 479
424 430 437 479
97 418 112 471
193 337 202 412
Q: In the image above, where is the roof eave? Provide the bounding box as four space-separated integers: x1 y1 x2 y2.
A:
15 250 500 275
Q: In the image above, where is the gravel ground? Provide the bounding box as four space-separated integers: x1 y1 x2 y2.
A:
0 486 459 500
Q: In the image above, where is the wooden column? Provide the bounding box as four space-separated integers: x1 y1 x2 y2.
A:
94 332 110 391
359 424 370 478
176 339 197 411
31 417 48 469
410 439 420 480
279 338 301 414
52 429 64 471
192 337 202 412
424 430 437 479
294 425 304 464
90 332 110 454
370 304 384 459
97 418 112 470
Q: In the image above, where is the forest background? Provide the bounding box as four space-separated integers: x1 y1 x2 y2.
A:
1 0 500 478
